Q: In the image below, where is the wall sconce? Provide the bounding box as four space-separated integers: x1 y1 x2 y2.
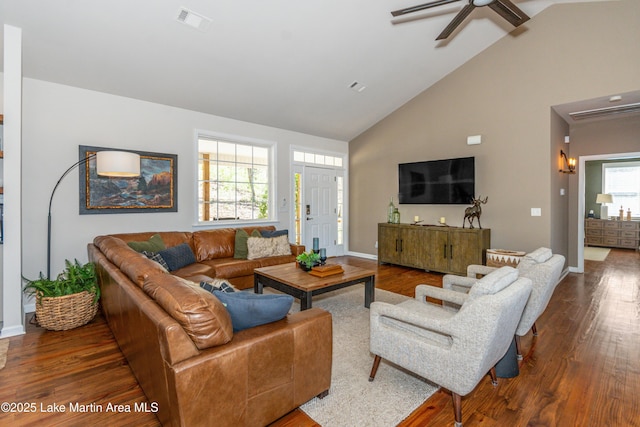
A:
559 150 576 174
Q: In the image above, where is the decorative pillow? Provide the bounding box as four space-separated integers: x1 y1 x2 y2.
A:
234 229 262 259
127 234 166 253
142 251 170 271
260 229 288 238
200 278 237 294
468 266 518 299
525 247 553 263
212 291 294 332
143 274 233 349
157 243 197 271
247 235 292 260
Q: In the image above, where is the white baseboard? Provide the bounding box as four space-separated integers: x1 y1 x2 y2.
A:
345 251 377 260
24 303 35 314
1 324 26 338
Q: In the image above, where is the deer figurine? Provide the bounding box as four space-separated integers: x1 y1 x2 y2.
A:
463 196 488 229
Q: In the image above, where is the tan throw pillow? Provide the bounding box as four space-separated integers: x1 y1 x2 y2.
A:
234 229 262 259
246 235 292 260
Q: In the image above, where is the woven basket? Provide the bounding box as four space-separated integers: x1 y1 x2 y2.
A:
35 291 99 331
486 249 526 268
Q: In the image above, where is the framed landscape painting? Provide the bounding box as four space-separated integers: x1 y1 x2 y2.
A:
79 145 178 214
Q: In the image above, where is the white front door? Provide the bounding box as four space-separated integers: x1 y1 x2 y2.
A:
304 167 338 256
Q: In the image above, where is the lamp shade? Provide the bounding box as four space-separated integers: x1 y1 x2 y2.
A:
96 151 141 177
595 193 613 204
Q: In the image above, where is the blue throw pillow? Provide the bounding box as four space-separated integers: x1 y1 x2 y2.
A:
212 291 294 332
260 229 288 238
157 243 196 271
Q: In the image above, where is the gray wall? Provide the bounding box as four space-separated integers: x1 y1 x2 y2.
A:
18 78 348 283
349 0 640 266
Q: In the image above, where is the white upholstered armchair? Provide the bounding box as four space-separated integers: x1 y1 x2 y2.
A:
369 267 532 427
444 247 565 360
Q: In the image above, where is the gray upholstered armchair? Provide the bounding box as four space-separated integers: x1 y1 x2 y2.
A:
369 267 532 427
444 247 565 360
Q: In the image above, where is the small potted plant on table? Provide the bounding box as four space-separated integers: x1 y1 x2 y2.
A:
296 251 321 272
24 259 100 331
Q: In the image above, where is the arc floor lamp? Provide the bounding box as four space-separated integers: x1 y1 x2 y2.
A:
47 150 140 279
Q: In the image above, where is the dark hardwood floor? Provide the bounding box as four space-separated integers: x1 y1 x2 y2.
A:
1 249 638 426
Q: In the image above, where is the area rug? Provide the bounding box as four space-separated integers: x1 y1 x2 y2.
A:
0 339 9 371
288 285 439 427
584 247 611 261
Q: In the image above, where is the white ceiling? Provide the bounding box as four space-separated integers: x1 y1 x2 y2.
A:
0 0 619 141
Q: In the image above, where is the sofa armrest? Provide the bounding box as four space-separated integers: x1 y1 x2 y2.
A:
415 284 469 306
290 244 306 256
467 264 497 278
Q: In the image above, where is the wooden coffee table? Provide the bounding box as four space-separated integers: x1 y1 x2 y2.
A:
254 262 376 310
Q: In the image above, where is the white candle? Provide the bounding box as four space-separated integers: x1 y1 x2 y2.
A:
440 217 446 224
414 216 419 222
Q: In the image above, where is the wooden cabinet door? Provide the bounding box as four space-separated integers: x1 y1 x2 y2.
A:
449 230 480 275
400 227 429 269
429 229 450 273
378 224 400 264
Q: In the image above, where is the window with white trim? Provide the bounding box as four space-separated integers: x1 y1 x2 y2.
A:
293 150 343 167
197 135 273 223
603 161 640 219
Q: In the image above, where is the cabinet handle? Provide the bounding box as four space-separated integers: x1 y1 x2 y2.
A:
399 240 403 253
395 239 399 252
444 244 447 258
450 245 453 259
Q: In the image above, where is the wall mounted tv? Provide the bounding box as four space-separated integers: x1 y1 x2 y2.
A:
398 156 475 205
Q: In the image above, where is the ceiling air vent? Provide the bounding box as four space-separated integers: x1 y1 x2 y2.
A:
569 102 640 121
176 7 212 32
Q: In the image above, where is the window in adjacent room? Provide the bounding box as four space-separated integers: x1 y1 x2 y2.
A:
603 161 640 219
197 134 273 223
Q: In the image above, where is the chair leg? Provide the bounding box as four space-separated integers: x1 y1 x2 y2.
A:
452 392 463 427
489 367 498 386
369 355 381 382
515 335 523 361
532 322 538 336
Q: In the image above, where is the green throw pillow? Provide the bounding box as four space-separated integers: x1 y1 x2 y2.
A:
234 229 262 259
127 234 166 253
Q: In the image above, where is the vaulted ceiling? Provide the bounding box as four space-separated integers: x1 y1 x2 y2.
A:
0 0 617 140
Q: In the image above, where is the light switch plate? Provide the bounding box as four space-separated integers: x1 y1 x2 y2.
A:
531 208 542 216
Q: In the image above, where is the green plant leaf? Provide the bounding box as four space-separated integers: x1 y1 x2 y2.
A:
23 259 99 303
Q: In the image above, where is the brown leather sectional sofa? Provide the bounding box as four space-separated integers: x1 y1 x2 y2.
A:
105 226 305 289
87 226 332 426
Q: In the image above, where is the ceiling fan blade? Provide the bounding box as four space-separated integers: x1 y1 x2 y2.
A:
436 3 475 40
391 0 461 17
488 0 530 27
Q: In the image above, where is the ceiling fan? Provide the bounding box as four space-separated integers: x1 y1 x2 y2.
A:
391 0 530 41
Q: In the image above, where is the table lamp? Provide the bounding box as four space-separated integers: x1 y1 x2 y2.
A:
595 193 613 220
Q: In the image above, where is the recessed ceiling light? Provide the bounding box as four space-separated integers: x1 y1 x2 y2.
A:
176 7 212 32
609 95 622 102
349 81 366 93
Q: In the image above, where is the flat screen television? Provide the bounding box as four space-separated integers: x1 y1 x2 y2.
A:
398 157 475 205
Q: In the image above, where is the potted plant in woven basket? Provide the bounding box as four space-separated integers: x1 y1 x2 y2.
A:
23 260 100 331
